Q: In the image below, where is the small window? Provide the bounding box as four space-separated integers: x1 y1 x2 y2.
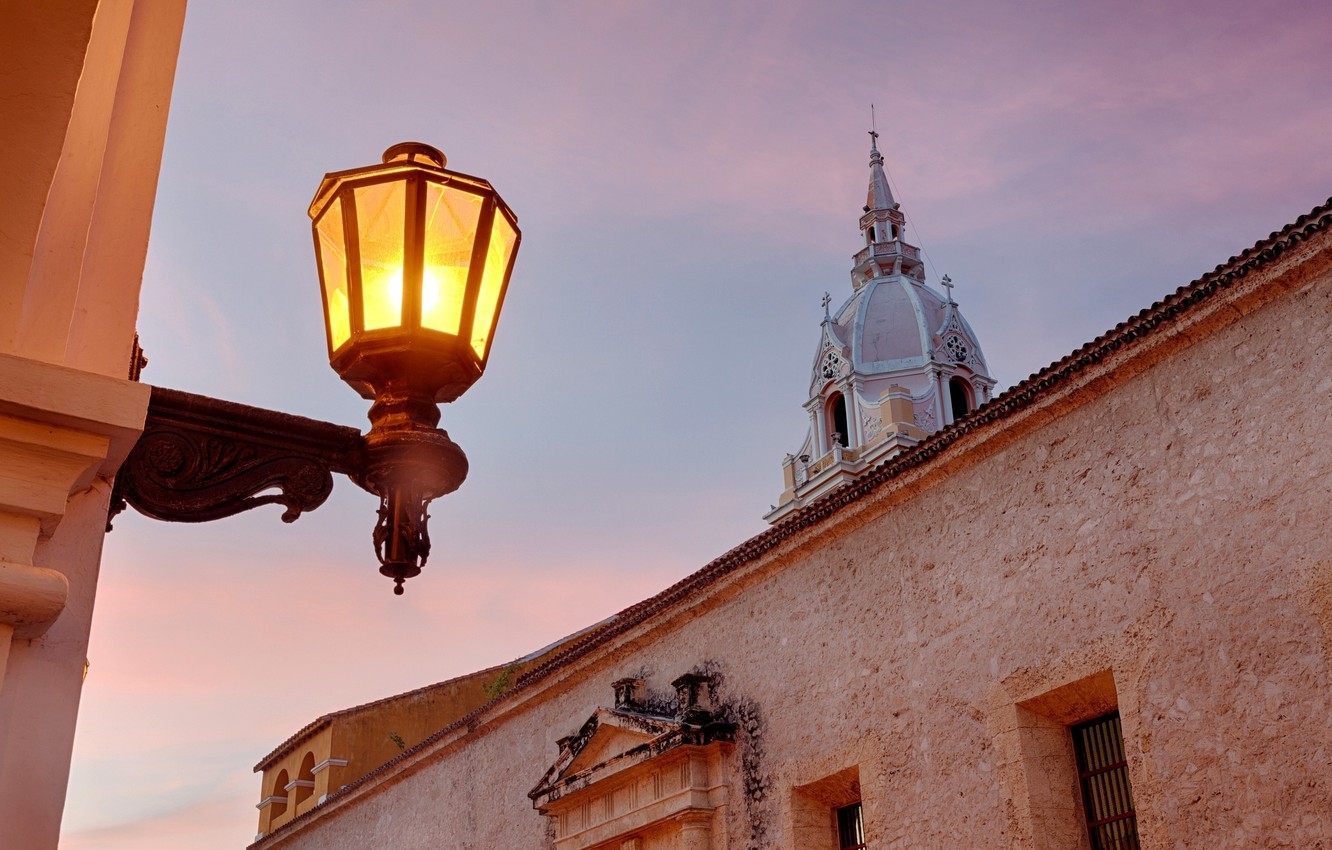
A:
836 802 866 850
1072 712 1140 850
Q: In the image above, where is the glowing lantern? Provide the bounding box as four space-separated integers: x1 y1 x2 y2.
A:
309 141 520 404
307 142 520 593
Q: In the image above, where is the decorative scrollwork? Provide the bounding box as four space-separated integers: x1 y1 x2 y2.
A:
373 490 433 595
112 386 363 527
862 409 884 438
914 406 936 432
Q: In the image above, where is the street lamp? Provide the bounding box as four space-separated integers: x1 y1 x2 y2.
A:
111 143 521 594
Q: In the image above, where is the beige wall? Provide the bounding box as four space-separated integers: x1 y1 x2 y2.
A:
0 2 185 847
257 224 1332 849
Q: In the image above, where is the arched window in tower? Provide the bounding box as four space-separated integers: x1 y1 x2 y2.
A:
949 377 972 422
270 770 289 819
294 752 316 806
827 393 849 448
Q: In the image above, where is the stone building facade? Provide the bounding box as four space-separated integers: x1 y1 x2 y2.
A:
250 170 1332 845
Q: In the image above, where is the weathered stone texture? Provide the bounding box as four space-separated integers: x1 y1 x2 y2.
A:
261 234 1332 849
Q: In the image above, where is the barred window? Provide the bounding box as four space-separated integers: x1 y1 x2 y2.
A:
1072 712 1140 850
836 802 866 850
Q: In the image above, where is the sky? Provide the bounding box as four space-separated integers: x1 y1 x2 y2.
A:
60 0 1332 846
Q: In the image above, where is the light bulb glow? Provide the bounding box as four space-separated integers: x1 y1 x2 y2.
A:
420 265 467 335
356 181 406 331
362 259 404 330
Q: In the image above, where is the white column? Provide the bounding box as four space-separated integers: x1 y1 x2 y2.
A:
0 2 185 846
932 368 947 429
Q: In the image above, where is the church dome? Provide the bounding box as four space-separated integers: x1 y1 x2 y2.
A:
766 131 998 525
829 275 988 375
834 276 945 367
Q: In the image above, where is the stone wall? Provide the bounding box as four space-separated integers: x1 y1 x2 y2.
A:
259 223 1332 849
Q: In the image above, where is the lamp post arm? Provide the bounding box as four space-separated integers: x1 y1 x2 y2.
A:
110 385 365 528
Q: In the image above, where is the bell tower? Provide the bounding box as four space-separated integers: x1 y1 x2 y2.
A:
765 130 997 524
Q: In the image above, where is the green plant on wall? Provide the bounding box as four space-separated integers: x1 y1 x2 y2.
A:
388 731 406 751
483 662 521 701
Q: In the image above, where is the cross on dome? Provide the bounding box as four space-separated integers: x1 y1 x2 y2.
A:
869 104 882 166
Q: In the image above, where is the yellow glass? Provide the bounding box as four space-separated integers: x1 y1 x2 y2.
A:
354 181 406 331
421 184 482 335
472 211 517 358
316 196 351 349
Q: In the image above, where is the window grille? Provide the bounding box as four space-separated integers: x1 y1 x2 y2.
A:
836 802 866 850
1072 712 1140 850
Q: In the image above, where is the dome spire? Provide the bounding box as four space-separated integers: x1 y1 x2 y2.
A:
866 106 895 212
853 117 917 288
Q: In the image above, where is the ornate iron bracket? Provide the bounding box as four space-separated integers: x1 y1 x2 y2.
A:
111 386 364 528
110 385 469 594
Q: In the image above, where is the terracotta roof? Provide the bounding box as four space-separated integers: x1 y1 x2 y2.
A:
251 196 1332 847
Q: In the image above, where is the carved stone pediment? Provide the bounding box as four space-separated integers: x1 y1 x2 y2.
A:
561 710 673 779
530 676 735 850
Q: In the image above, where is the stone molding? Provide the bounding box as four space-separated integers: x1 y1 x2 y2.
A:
311 758 348 775
0 352 148 643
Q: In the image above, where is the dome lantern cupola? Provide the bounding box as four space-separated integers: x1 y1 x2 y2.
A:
852 129 923 289
765 131 997 524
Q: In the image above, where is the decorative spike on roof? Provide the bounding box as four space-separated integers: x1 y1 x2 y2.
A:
867 128 895 212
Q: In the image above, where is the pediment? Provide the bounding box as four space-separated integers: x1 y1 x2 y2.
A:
530 707 679 802
565 721 656 776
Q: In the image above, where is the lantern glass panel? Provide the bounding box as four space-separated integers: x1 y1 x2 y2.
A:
354 181 407 331
471 211 518 358
421 183 482 336
316 196 351 350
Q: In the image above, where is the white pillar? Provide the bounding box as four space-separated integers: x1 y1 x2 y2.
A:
0 1 186 846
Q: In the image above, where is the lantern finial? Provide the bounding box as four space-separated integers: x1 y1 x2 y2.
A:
381 141 446 169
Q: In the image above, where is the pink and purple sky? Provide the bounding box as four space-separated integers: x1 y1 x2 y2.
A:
60 1 1332 847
